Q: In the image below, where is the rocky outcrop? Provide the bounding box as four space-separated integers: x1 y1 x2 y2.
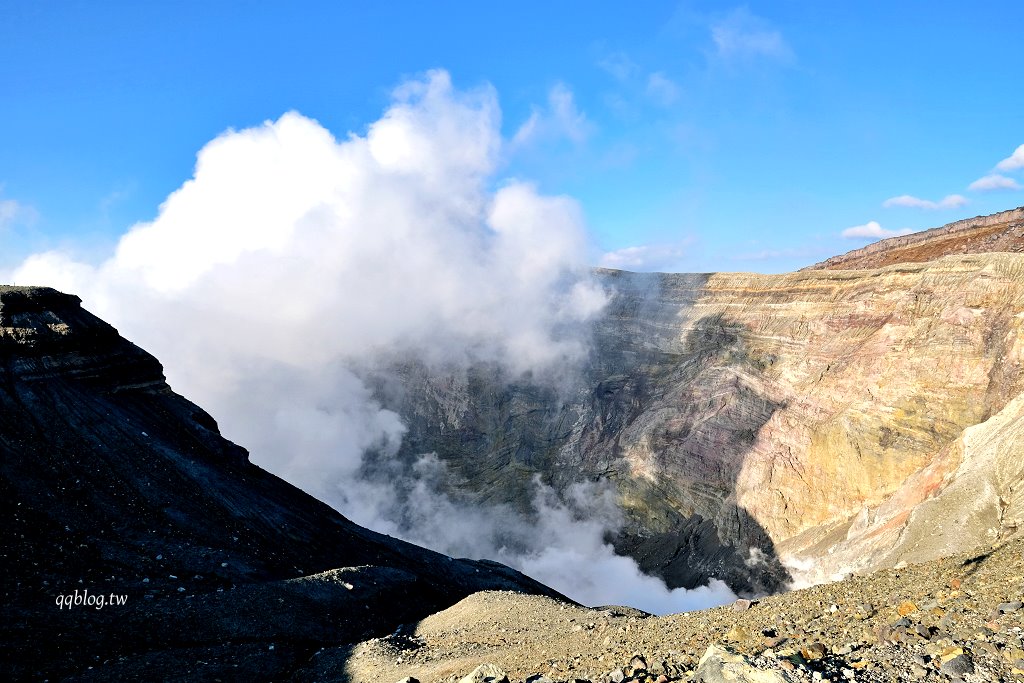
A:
382 241 1024 593
787 385 1024 584
0 286 563 681
692 645 796 682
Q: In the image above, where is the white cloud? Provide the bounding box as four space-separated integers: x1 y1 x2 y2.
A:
0 196 39 231
646 72 681 106
598 51 639 82
16 72 599 375
0 199 18 229
7 70 731 613
996 143 1024 172
882 194 968 210
600 243 687 271
711 8 793 62
512 83 594 147
968 173 1022 192
841 220 913 240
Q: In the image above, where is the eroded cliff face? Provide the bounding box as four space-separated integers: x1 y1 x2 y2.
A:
381 248 1024 594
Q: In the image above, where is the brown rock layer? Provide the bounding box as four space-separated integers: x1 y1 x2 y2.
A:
805 206 1024 270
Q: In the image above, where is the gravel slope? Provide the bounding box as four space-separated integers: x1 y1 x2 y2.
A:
339 535 1024 683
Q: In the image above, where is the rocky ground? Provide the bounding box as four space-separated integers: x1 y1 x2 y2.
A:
340 535 1024 683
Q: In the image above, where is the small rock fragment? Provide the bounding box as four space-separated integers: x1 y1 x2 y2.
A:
802 642 827 661
629 654 648 675
898 600 918 616
939 646 964 662
726 625 750 641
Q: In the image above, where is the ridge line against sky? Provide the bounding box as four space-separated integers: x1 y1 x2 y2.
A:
1 1 1022 275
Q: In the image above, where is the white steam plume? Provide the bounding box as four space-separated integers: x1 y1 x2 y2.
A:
8 70 734 614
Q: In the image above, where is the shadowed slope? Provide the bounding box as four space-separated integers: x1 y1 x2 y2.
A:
0 286 565 681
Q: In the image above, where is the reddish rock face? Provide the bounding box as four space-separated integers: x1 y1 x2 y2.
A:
806 206 1024 270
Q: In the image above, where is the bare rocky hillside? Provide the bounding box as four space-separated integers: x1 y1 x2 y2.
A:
806 207 1024 270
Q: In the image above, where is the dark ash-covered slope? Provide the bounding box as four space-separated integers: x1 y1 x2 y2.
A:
0 286 563 681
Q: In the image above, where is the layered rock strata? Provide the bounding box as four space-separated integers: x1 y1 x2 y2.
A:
384 250 1024 592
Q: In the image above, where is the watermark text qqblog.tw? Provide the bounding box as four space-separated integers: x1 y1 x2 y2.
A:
55 589 127 610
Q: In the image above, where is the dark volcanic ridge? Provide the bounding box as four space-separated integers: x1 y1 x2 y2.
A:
0 287 563 681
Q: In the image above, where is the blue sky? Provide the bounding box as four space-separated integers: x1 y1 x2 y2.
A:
2 1 1022 274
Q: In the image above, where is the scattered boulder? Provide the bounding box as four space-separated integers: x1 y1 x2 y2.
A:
693 645 797 682
997 601 1022 614
939 654 974 678
459 663 510 683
